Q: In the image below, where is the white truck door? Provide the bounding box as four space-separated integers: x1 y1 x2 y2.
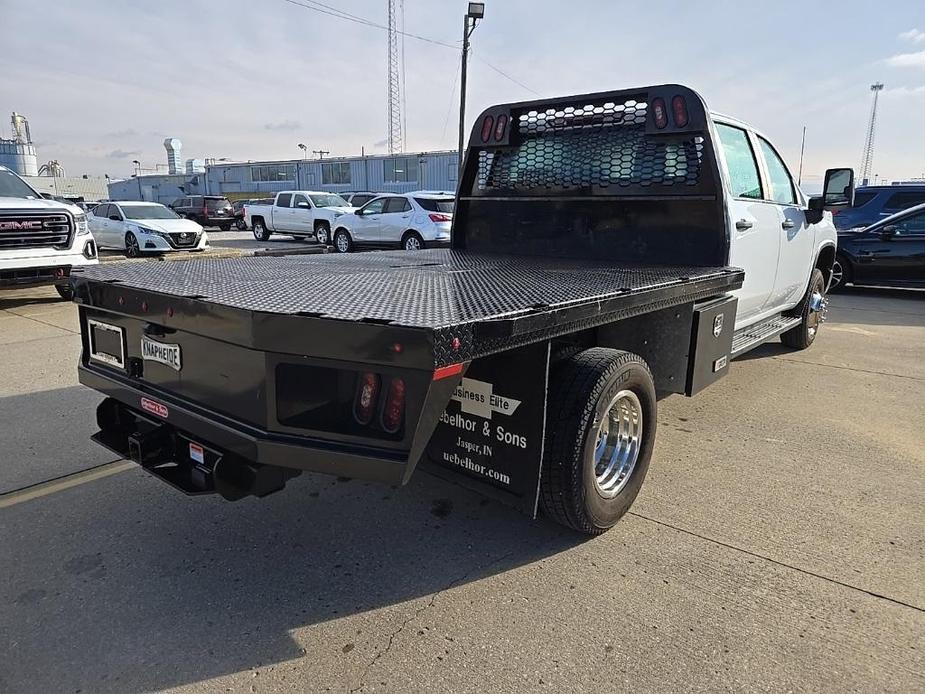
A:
291 194 314 234
755 136 813 310
273 193 293 232
715 122 780 327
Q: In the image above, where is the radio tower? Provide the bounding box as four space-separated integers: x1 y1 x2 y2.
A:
859 82 884 186
386 0 403 154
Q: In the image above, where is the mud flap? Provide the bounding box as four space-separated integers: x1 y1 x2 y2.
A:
423 342 551 517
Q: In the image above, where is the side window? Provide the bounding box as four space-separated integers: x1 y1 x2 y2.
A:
715 123 762 200
276 193 292 208
384 197 410 213
893 210 925 236
851 191 877 208
361 198 386 215
292 194 308 208
96 204 110 218
884 192 925 211
110 205 123 220
757 137 797 205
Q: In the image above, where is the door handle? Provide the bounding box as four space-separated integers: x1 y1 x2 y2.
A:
781 219 795 230
735 219 753 231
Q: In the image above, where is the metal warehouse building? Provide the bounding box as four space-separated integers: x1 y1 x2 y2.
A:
109 150 459 204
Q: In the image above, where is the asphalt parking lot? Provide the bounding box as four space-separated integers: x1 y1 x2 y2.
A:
97 229 322 262
0 283 922 693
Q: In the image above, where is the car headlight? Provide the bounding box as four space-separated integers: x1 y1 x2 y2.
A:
75 213 90 235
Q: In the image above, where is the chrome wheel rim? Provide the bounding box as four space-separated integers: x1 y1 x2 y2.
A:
592 389 642 498
830 260 843 289
808 289 827 339
125 234 139 257
317 228 328 244
336 234 349 252
405 236 421 250
252 224 263 240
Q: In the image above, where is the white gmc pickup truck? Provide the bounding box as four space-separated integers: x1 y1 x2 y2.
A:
245 191 354 245
0 165 98 299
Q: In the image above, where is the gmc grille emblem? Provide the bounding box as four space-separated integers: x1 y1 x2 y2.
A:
0 220 44 231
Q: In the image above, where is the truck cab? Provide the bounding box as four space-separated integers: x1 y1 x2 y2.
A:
0 165 98 299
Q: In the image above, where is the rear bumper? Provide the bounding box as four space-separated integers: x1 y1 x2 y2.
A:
80 365 410 486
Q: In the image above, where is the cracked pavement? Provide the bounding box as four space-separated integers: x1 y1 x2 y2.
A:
0 284 922 693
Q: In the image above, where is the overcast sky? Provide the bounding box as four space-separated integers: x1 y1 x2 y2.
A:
3 0 925 185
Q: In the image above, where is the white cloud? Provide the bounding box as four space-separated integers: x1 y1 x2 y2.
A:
263 120 302 132
886 50 925 68
883 85 925 97
899 29 925 43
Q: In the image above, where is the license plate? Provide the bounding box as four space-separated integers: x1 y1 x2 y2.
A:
141 336 182 371
88 319 125 368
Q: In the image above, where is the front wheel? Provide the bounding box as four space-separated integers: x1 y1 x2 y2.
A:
334 229 353 253
315 223 331 246
252 220 271 241
781 268 826 350
402 231 424 251
540 348 657 535
124 231 141 258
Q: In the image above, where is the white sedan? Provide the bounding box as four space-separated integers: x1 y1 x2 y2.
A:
90 202 208 257
331 192 454 252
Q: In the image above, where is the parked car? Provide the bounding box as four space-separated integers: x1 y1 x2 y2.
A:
830 202 925 290
0 164 97 300
244 191 354 244
342 191 380 208
90 201 208 257
832 184 925 230
231 199 251 230
332 193 454 252
168 195 235 230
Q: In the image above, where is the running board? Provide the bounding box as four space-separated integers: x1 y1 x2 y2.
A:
731 314 801 356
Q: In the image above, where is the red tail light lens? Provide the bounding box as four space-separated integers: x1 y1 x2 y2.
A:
494 114 508 141
353 372 380 425
480 115 494 143
380 377 406 433
671 95 689 127
428 213 452 223
652 98 668 129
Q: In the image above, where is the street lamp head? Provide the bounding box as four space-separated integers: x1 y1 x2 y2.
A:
467 2 485 19
297 143 307 151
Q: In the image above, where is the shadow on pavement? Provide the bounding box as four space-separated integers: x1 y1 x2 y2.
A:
0 449 579 693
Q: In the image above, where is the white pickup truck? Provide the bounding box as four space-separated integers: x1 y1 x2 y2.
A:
0 165 98 299
245 191 354 245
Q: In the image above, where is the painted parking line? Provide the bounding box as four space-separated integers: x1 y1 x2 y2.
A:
0 460 134 510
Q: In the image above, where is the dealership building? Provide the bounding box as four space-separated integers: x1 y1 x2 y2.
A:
108 150 460 204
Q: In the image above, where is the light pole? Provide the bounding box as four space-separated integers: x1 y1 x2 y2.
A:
132 159 140 176
458 2 485 178
313 149 330 160
298 143 307 159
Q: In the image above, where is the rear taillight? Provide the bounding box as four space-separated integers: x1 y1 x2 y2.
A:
671 95 689 127
494 114 508 141
202 206 209 217
480 115 494 143
380 377 406 433
353 372 380 425
652 97 668 129
428 213 452 223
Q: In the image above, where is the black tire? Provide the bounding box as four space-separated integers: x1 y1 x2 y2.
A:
334 229 353 253
219 224 231 231
54 283 74 301
402 231 424 251
781 268 826 350
235 218 247 231
828 253 852 293
315 222 331 246
540 348 657 535
252 219 271 242
124 231 140 258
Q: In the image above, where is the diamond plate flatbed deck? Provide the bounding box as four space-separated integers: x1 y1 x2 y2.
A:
72 249 743 366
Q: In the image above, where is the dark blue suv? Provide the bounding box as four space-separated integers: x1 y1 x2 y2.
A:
832 185 925 230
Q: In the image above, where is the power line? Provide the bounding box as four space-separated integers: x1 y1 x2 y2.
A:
281 0 457 48
279 0 540 97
